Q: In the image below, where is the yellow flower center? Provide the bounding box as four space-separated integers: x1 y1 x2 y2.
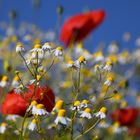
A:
107 77 113 81
16 42 23 48
78 56 85 63
74 100 80 106
36 75 41 81
100 107 107 113
32 119 37 124
94 64 99 69
82 100 88 104
58 109 66 117
93 51 103 57
121 100 128 108
1 122 7 127
36 104 44 109
114 122 120 127
68 60 74 65
84 108 91 113
34 44 41 49
2 76 8 81
56 46 63 51
13 76 20 81
55 100 64 110
106 61 113 66
31 100 37 106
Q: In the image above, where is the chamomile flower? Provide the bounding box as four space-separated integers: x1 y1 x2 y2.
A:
14 84 25 94
75 56 86 68
108 42 119 54
111 122 122 134
0 122 7 134
16 42 25 53
0 75 9 87
95 107 107 119
93 51 104 62
103 62 113 72
98 120 109 128
54 109 71 125
75 42 84 55
31 51 44 59
104 77 114 86
28 119 37 131
71 100 81 111
6 115 19 121
53 100 64 112
67 60 75 68
27 100 37 112
12 75 20 87
94 64 103 72
90 96 97 103
30 43 42 52
42 42 53 52
80 108 92 119
80 100 89 108
53 46 63 57
32 104 48 116
29 75 41 85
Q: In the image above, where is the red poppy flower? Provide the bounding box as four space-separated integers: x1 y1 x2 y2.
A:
1 84 55 116
60 10 105 46
111 108 139 126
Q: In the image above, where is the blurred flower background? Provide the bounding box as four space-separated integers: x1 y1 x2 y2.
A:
0 0 140 140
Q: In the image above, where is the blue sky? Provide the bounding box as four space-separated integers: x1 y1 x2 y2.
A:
0 0 140 51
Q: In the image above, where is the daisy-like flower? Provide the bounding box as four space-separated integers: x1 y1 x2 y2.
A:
32 104 48 116
27 100 38 112
29 75 41 85
108 42 119 54
94 64 103 72
75 42 84 55
67 60 75 68
28 119 37 131
16 42 25 53
53 100 64 112
95 107 107 119
104 77 114 86
0 122 7 134
54 109 71 125
93 51 104 62
111 122 123 134
31 51 44 60
14 84 25 94
12 75 20 87
6 115 19 121
42 42 53 52
90 96 97 103
75 56 86 68
103 62 113 72
71 100 81 111
98 120 109 128
80 100 89 108
82 50 93 60
0 75 9 88
53 46 63 57
30 43 42 52
80 108 92 119
37 66 46 73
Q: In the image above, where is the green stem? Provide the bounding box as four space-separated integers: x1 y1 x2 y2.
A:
19 52 34 77
74 119 100 140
